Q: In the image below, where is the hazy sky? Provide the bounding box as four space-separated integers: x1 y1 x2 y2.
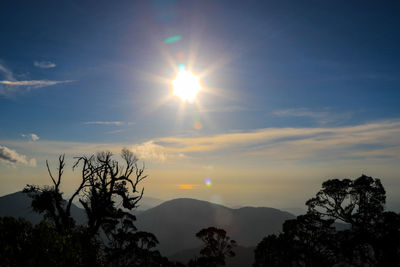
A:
1 0 400 210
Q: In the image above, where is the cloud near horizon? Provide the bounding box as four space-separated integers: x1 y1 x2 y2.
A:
0 145 36 167
21 133 39 142
2 120 400 167
135 120 400 164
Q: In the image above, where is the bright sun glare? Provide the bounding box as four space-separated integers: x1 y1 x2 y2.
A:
172 70 202 102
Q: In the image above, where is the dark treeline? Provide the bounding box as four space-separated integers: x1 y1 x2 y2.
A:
0 150 399 266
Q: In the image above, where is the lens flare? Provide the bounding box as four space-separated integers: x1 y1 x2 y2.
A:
194 121 202 130
164 35 182 44
205 178 212 187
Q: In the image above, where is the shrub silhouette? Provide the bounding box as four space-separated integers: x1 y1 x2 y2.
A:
189 227 237 267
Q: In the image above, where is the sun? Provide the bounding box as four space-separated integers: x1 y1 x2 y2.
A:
171 70 202 102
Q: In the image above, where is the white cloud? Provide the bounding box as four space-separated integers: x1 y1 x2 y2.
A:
84 121 125 126
106 129 124 134
34 61 56 69
131 141 168 162
21 133 39 142
0 145 36 166
273 108 351 124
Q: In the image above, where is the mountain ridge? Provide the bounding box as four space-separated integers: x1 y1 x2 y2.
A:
136 198 295 255
0 192 295 258
0 191 86 224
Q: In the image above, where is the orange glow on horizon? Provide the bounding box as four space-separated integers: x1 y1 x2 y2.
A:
176 184 198 189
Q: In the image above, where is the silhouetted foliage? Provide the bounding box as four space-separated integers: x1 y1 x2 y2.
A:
107 226 165 266
254 213 336 267
24 155 77 232
253 234 291 267
73 149 146 237
189 227 236 267
254 175 400 267
306 174 386 232
0 217 101 266
10 149 173 266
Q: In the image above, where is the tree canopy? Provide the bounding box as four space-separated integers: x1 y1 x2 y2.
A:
254 175 400 267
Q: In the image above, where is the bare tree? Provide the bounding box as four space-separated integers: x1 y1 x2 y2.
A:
73 148 146 237
24 155 77 232
24 148 147 237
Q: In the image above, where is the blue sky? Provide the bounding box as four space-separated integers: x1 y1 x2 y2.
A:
1 0 400 209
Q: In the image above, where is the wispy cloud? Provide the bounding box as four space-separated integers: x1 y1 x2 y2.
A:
0 63 73 96
0 145 36 166
142 120 400 163
34 61 56 69
21 133 39 142
106 129 125 134
84 121 125 126
0 64 14 81
3 120 400 166
0 80 72 87
273 108 351 125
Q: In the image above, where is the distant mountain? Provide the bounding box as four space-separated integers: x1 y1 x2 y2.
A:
169 245 255 267
282 207 307 216
136 196 164 211
72 195 164 212
136 198 295 256
0 191 86 224
0 192 294 261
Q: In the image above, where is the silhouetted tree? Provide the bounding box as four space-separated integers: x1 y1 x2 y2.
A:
106 220 163 266
24 149 146 237
373 211 400 266
20 149 169 266
254 213 335 267
254 175 400 267
306 174 385 232
24 155 77 232
253 234 292 267
189 227 236 267
71 149 146 238
283 213 336 266
305 174 394 265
